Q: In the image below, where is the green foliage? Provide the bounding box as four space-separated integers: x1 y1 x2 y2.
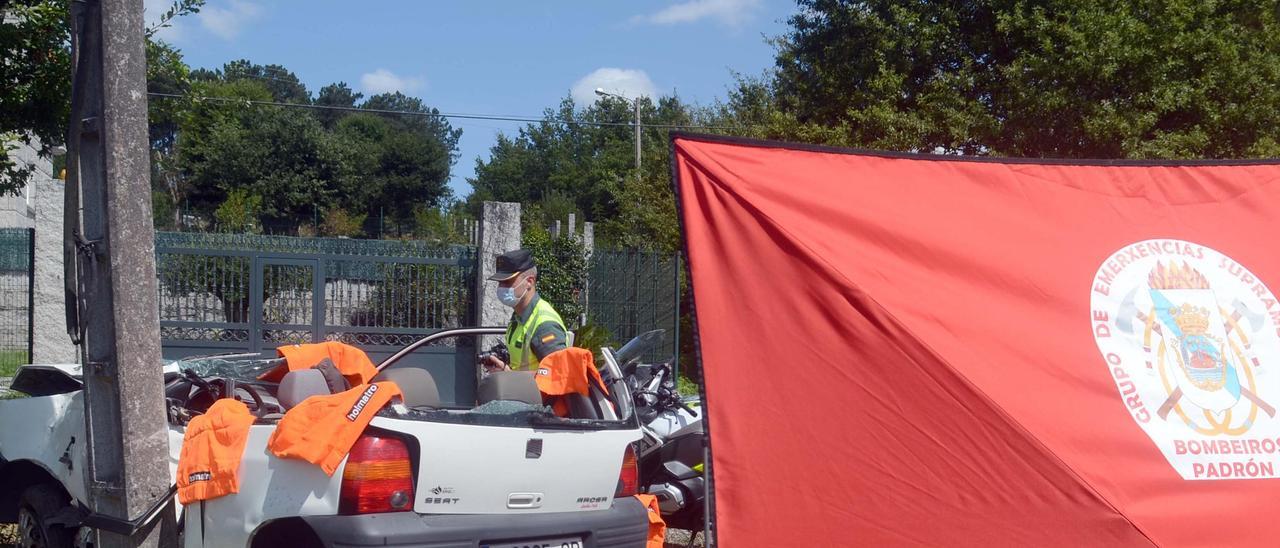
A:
572 322 615 364
316 82 363 128
771 0 1280 159
3 1 202 196
333 112 456 236
470 94 709 254
321 208 366 238
145 0 204 38
193 59 311 104
147 40 192 151
0 0 71 195
412 205 471 244
179 81 345 231
520 192 582 238
151 59 461 236
214 188 263 233
361 92 463 163
0 349 29 378
676 374 699 398
522 228 588 328
152 191 176 230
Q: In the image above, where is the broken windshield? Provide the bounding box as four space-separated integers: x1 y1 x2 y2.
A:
171 354 283 381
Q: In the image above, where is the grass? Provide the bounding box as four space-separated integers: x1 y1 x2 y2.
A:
0 350 28 378
677 374 700 397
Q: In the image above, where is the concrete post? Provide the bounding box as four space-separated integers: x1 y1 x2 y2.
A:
67 0 176 544
581 222 594 326
32 175 76 363
475 202 521 381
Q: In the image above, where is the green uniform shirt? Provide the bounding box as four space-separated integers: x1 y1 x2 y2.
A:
505 294 568 370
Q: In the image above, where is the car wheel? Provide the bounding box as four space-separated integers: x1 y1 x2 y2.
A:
17 484 74 548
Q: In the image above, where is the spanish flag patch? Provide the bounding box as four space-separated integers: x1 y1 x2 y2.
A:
541 333 556 344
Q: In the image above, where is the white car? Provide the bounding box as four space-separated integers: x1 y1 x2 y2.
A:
0 327 648 547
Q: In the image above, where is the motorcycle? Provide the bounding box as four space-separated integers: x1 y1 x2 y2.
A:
599 330 707 532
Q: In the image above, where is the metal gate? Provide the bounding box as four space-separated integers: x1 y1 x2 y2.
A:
155 232 478 403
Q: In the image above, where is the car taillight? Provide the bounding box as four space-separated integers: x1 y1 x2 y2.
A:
339 434 414 515
615 445 639 498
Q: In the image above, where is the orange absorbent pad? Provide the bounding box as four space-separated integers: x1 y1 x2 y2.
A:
177 398 256 504
535 347 609 417
634 494 667 548
267 381 402 475
259 341 379 386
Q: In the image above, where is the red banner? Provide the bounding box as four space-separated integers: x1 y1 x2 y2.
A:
674 134 1280 546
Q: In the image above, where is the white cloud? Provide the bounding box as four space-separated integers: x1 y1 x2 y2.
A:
143 0 184 42
571 68 658 106
360 69 425 95
199 0 262 40
633 0 762 27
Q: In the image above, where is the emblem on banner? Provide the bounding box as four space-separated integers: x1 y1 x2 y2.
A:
1092 239 1280 480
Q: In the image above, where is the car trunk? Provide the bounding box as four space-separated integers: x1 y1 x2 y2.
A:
367 410 639 515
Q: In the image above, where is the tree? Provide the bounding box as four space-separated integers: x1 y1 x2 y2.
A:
469 94 706 252
2 0 202 195
177 79 349 231
334 108 457 236
193 59 311 104
148 40 194 229
214 188 263 233
362 92 462 165
172 75 462 236
772 0 1280 159
0 0 70 194
315 82 362 128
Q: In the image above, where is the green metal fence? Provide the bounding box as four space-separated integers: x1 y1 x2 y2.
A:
586 248 680 365
155 231 480 404
155 232 477 351
0 229 32 374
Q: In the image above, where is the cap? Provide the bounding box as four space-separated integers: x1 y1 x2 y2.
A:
488 248 536 281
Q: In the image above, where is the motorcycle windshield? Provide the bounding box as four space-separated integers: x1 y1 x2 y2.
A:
612 329 665 366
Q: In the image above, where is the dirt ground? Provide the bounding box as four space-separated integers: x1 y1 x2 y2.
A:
665 527 707 547
0 523 17 546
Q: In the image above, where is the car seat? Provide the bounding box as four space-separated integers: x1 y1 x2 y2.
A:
477 371 541 405
372 367 441 408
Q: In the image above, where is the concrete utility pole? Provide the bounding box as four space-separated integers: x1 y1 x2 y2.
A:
66 0 177 546
594 88 642 170
633 97 641 170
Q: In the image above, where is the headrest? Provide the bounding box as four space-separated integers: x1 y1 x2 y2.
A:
373 367 440 408
278 369 330 409
477 371 541 406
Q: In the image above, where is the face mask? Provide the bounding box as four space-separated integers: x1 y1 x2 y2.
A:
497 278 528 307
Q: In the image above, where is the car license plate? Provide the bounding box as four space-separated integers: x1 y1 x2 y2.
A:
482 537 583 548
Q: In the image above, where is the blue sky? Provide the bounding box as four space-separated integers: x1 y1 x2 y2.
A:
146 0 797 199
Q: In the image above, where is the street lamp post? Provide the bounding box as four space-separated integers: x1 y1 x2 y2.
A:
595 88 641 171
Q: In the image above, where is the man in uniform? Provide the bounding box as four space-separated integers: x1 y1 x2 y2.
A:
482 248 569 372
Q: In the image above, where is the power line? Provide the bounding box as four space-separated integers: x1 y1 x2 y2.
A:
146 92 752 132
